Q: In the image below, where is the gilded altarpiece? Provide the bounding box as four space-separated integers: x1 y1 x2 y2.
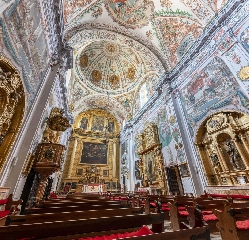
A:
61 109 120 192
136 123 167 194
0 56 25 172
196 112 249 192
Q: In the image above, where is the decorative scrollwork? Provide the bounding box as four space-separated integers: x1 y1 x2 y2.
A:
47 107 70 131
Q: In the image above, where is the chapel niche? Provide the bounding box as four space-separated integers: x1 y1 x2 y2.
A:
60 109 120 193
135 123 167 195
196 111 249 186
0 56 25 172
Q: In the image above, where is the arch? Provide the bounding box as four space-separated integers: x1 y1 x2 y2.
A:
196 111 249 186
65 23 168 71
0 55 25 173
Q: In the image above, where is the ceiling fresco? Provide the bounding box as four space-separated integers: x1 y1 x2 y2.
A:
64 0 229 123
76 40 145 95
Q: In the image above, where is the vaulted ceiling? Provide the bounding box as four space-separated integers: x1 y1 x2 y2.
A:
64 0 228 124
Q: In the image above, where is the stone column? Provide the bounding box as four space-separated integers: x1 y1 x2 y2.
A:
216 145 230 172
231 138 249 169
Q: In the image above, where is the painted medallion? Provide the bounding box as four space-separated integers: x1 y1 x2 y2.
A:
104 0 155 29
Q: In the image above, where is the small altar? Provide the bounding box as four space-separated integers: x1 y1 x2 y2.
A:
138 186 162 195
82 184 107 193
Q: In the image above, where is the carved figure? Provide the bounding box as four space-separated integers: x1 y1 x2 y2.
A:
210 152 222 173
225 139 245 170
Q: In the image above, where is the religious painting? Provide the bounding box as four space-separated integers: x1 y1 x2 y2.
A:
80 142 108 164
121 141 127 156
71 182 77 189
135 170 141 180
241 26 249 53
104 0 155 29
244 176 249 183
112 181 117 189
76 169 83 176
106 182 111 189
92 115 104 131
179 163 190 178
157 108 172 148
135 160 141 180
103 170 109 177
6 0 49 96
134 140 139 158
180 58 238 132
80 117 88 130
108 121 114 132
221 177 228 185
144 151 156 181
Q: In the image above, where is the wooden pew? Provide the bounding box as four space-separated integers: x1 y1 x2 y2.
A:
27 202 129 214
5 207 144 226
0 194 22 226
0 212 165 239
214 201 249 240
0 194 22 210
44 226 211 240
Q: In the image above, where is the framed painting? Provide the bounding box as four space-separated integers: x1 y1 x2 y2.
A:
112 181 117 189
92 115 104 132
71 182 77 189
80 142 108 164
108 121 114 132
103 170 109 176
179 163 190 178
76 169 83 176
106 182 111 189
80 117 88 130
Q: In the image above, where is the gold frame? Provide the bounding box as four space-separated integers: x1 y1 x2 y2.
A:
179 163 190 178
135 123 167 194
60 109 120 188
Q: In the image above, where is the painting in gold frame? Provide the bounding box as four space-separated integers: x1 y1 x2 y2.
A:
179 163 190 178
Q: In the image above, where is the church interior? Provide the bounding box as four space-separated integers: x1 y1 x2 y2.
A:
1 0 249 239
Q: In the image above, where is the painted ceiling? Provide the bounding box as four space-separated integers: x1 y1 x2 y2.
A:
64 0 228 124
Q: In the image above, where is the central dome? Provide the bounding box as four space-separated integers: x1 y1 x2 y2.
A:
76 40 143 95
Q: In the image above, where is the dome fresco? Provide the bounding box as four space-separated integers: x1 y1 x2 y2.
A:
64 0 229 122
76 40 144 95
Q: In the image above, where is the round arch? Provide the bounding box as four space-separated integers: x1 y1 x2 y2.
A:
196 110 249 187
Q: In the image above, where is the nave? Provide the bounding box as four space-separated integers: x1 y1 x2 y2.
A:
1 191 249 239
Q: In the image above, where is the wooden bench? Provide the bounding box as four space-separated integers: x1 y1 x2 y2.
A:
5 207 144 226
0 212 165 239
43 226 210 240
0 194 22 226
214 201 249 240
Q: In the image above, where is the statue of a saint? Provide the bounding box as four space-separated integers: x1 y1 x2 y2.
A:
210 152 222 173
225 139 245 170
